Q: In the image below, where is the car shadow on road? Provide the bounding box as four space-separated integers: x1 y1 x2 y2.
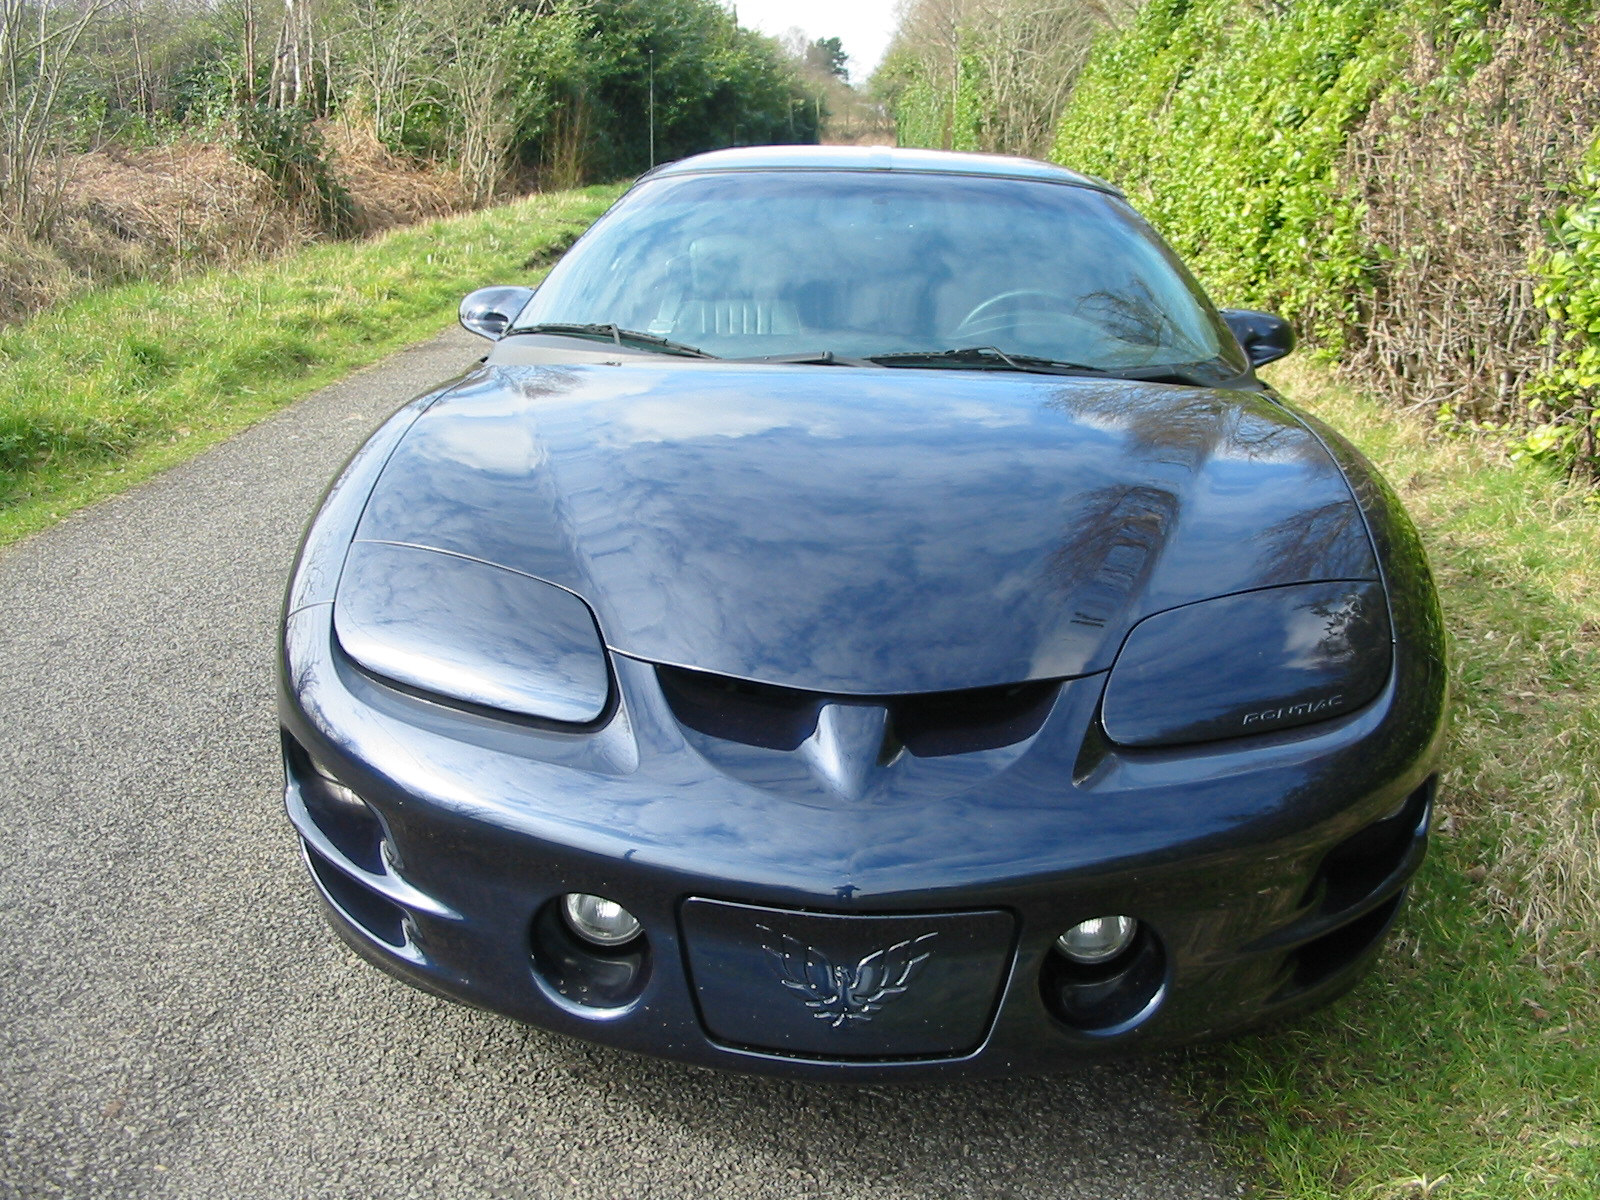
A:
373 982 1237 1200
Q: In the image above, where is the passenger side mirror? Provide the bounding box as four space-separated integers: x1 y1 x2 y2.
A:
1221 308 1295 368
460 286 535 340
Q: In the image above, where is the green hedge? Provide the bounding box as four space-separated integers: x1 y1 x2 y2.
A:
1051 0 1412 346
1531 147 1600 467
1050 0 1600 476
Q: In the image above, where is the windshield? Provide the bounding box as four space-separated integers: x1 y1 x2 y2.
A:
515 170 1238 371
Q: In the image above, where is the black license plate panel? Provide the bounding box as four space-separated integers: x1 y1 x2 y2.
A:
681 898 1015 1060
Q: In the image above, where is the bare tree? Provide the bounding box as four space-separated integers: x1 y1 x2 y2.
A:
269 0 314 107
1 0 120 236
338 0 439 145
442 2 524 203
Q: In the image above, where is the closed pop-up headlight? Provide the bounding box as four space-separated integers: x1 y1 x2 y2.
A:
1102 580 1391 747
333 541 610 723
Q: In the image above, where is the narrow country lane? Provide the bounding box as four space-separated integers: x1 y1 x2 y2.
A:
0 327 1239 1200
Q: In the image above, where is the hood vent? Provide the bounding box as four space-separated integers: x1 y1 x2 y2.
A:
656 665 1059 758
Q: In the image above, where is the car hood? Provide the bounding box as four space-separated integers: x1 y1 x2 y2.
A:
351 362 1377 695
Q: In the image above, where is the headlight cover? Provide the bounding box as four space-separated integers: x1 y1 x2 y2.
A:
333 541 610 723
1101 580 1391 747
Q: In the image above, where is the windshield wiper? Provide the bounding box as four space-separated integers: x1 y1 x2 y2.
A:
729 350 872 366
514 323 715 359
866 346 1221 386
865 347 1110 375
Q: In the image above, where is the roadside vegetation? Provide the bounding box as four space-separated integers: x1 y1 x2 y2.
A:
1050 0 1600 480
1 0 836 327
0 182 620 547
873 0 1141 159
1195 360 1600 1199
876 1 1600 1194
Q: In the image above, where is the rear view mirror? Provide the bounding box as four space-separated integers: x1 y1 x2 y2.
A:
460 286 535 340
1221 308 1295 368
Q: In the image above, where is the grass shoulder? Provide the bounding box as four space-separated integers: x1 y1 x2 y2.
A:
1184 360 1600 1199
0 184 624 548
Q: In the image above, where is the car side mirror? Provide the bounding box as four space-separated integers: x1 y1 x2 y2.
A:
1221 308 1295 368
460 286 535 340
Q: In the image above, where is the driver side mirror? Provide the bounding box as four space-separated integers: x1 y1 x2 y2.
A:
460 286 535 340
1221 308 1295 368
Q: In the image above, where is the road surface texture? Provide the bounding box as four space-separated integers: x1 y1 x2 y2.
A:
0 327 1241 1200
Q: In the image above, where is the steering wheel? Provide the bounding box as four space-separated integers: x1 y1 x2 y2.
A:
953 289 1088 342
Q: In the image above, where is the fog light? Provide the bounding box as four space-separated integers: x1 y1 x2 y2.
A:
1056 915 1137 964
560 893 642 947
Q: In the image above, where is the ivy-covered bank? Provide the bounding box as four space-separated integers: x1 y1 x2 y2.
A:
1051 0 1600 479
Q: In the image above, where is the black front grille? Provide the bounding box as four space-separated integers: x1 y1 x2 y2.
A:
656 665 1059 757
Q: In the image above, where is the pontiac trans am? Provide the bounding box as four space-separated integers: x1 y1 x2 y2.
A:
279 146 1447 1079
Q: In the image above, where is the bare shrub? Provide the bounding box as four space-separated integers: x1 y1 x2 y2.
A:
0 0 118 237
1342 2 1600 422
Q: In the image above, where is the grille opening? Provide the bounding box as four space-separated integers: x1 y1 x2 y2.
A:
283 731 387 874
657 667 824 752
1289 890 1403 993
894 680 1058 757
305 844 408 948
1307 776 1433 916
656 666 1060 757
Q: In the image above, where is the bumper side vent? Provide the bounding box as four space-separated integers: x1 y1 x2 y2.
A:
304 843 409 949
1289 890 1404 993
1309 776 1434 916
282 731 388 874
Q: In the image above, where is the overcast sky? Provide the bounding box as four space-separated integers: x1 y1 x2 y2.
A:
726 0 902 81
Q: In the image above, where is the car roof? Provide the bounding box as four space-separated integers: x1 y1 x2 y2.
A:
641 145 1121 195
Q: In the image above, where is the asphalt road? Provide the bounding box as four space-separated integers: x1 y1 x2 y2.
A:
0 327 1241 1200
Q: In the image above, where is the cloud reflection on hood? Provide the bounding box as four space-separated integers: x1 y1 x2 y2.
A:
355 363 1377 694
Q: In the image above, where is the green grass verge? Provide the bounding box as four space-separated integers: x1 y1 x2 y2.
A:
0 183 624 547
1184 361 1600 1200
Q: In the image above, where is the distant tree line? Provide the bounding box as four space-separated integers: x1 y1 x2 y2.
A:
0 0 827 240
872 0 1139 159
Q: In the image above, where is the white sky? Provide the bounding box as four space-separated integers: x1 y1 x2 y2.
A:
726 0 902 81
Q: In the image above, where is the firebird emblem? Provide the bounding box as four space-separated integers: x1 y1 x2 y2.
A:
757 926 938 1027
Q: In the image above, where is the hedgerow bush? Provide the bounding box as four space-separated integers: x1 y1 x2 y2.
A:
1051 0 1411 348
1531 151 1600 469
1051 0 1600 479
878 51 985 153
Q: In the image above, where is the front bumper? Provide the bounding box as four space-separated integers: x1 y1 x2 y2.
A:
280 603 1442 1081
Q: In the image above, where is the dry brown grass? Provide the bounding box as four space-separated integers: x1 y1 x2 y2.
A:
323 121 468 233
0 124 480 329
55 140 309 278
1 140 313 321
0 231 74 324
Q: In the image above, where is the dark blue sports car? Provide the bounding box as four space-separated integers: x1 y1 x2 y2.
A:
280 146 1447 1079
